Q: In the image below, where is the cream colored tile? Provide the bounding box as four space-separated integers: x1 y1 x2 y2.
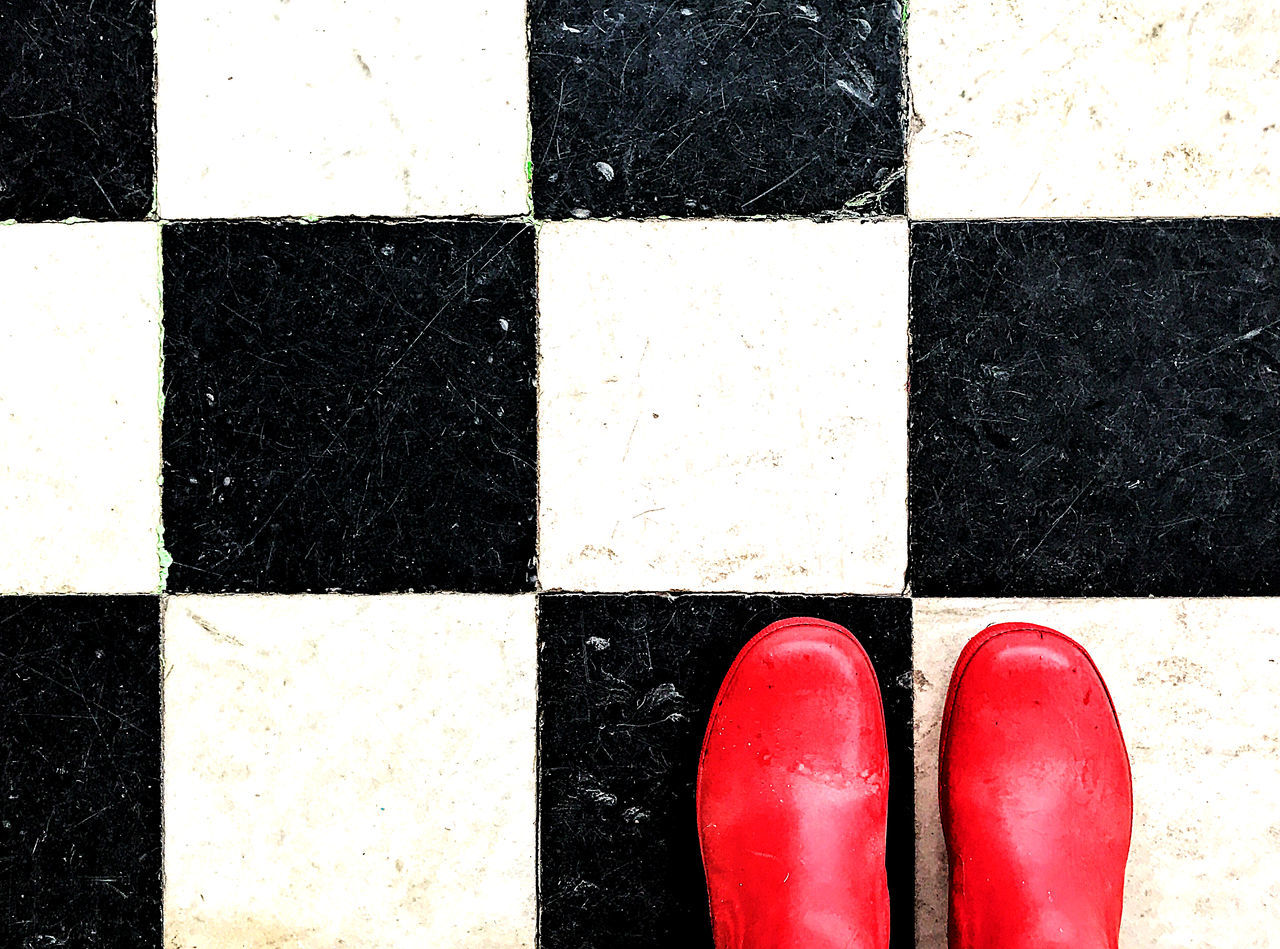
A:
163 594 536 949
156 1 529 218
907 0 1280 217
913 598 1280 949
0 223 160 594
537 219 909 594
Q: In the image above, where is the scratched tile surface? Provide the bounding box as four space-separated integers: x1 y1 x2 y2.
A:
530 0 906 218
0 223 162 595
910 219 1280 597
538 218 909 594
4 0 1280 944
0 596 161 948
0 0 155 221
155 0 529 218
538 593 913 949
907 0 1280 217
161 221 537 594
163 594 536 949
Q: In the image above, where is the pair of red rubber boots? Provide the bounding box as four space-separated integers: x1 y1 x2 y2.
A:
698 618 1133 949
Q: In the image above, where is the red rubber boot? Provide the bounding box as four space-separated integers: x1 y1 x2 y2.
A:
697 617 891 949
940 623 1133 949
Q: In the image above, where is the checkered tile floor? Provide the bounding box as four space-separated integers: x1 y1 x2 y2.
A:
2 1 1278 947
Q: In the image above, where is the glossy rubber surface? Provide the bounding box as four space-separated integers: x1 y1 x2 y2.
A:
940 622 1133 949
697 617 891 949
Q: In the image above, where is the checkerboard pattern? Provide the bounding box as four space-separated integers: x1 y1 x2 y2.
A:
2 1 1278 947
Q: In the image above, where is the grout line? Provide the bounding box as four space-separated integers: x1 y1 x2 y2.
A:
537 590 913 598
154 590 540 599
0 590 173 598
532 581 543 949
12 212 1280 227
901 0 913 223
155 224 170 594
160 213 537 226
523 0 535 223
157 592 169 947
532 219 544 598
904 14 917 591
905 213 1280 224
149 1 160 222
4 590 1278 601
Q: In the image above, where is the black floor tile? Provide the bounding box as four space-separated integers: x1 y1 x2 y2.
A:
0 596 161 947
0 0 154 221
538 593 913 949
530 0 905 219
162 221 537 594
910 219 1280 597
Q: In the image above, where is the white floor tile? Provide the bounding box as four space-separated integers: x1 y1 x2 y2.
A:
913 598 1280 949
0 223 160 594
908 0 1280 217
538 219 909 594
156 1 529 219
163 594 536 949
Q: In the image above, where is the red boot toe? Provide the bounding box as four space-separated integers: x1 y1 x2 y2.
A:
697 617 891 949
940 623 1133 949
